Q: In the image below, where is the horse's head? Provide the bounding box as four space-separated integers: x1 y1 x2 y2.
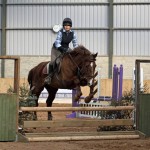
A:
70 45 98 86
79 52 98 86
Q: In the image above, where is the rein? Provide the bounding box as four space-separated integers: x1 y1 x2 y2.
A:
51 53 82 88
68 53 95 80
53 52 95 87
68 53 81 79
51 53 81 87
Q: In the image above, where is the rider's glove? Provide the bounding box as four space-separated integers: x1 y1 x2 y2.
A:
58 46 68 53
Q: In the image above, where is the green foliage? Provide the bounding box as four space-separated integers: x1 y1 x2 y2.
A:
139 82 149 94
7 82 29 98
121 82 150 105
121 88 135 104
7 83 37 127
7 82 37 104
7 85 15 94
19 83 29 101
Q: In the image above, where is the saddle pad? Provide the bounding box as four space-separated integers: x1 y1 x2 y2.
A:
42 54 63 75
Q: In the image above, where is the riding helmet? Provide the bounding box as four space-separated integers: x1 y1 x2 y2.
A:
63 18 72 27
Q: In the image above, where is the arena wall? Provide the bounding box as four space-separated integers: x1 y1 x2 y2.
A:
1 77 150 96
1 56 150 79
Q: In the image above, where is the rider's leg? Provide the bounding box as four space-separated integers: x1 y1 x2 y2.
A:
44 63 53 84
45 63 53 84
44 46 61 84
49 63 53 74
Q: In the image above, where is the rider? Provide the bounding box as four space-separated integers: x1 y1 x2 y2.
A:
45 18 78 84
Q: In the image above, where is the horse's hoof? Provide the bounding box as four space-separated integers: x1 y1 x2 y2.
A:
84 96 91 103
33 115 38 121
74 96 79 102
48 115 53 120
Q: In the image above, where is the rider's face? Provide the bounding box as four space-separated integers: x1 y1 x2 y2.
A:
64 25 71 32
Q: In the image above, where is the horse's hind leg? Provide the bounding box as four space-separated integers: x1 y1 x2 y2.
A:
45 85 58 120
30 85 44 120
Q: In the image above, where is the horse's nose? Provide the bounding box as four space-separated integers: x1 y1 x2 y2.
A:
80 77 88 86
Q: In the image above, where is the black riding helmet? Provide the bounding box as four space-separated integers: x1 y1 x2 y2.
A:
63 18 72 27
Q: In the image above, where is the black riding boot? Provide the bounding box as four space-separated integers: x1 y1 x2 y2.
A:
44 64 53 85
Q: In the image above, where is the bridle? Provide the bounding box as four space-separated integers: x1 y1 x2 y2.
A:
68 53 81 79
53 51 96 88
68 53 96 82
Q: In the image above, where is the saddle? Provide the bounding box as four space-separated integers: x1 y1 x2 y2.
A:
43 54 64 75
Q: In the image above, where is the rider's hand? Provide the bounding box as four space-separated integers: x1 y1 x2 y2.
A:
63 48 72 53
63 48 68 53
58 46 69 53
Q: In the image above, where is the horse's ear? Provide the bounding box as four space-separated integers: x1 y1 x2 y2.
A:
93 52 98 58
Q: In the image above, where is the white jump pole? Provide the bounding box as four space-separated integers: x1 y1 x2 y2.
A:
132 68 143 92
97 67 101 98
20 106 135 112
27 134 140 142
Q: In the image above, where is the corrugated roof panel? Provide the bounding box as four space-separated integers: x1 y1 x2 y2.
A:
114 31 150 56
7 0 108 3
114 2 150 56
6 30 108 55
114 5 150 28
114 0 150 2
6 30 54 55
72 30 108 55
6 3 108 56
7 4 108 28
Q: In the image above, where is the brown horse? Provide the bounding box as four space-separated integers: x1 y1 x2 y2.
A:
28 45 98 120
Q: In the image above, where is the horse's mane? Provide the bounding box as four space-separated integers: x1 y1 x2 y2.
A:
70 45 91 56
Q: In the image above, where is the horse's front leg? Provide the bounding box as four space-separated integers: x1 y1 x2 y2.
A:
84 83 97 103
46 97 53 120
74 79 82 101
74 86 82 101
45 86 58 120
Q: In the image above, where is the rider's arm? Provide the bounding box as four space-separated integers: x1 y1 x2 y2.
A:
72 32 78 48
54 31 62 48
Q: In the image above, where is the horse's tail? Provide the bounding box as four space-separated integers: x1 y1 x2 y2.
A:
28 69 33 89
